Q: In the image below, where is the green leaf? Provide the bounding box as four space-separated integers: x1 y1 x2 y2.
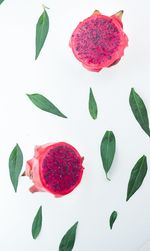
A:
32 206 42 239
59 222 78 251
88 87 98 119
27 93 67 118
109 211 118 229
35 7 49 60
0 0 5 4
100 131 116 180
126 155 147 201
129 88 150 137
9 144 23 192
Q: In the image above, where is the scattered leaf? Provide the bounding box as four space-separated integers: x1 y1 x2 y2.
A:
89 87 98 119
100 131 116 180
126 155 147 201
129 88 150 137
27 93 67 118
59 222 78 251
109 211 118 229
35 6 49 60
9 144 23 192
32 206 42 239
0 0 5 4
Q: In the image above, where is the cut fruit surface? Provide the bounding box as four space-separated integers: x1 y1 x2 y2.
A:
70 10 128 72
25 142 84 197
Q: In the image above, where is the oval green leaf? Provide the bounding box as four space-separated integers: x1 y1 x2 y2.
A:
27 93 67 118
35 7 49 60
32 206 42 239
0 0 5 4
89 87 98 119
126 155 147 201
100 131 116 180
109 211 118 229
129 88 150 137
9 144 23 192
59 222 78 251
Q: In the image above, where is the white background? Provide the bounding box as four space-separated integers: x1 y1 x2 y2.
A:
0 0 150 250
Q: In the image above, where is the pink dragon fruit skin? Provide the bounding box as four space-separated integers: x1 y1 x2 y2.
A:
69 10 128 72
25 142 84 197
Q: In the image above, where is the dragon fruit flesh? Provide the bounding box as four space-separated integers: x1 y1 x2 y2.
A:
25 142 84 197
70 10 128 72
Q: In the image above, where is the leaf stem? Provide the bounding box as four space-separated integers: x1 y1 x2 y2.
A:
106 174 111 181
42 3 49 10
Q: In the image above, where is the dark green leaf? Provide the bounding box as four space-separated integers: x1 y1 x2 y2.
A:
129 88 150 137
32 206 42 239
27 93 67 118
89 87 98 119
9 144 23 192
59 222 78 251
109 211 118 229
126 155 147 201
0 0 5 4
35 8 49 60
100 131 116 180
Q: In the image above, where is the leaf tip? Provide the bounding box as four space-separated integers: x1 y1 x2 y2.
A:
35 53 39 60
93 116 97 120
32 231 37 240
126 192 131 201
129 88 134 98
13 182 18 193
63 115 68 119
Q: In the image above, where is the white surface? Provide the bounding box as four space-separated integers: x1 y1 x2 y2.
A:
0 0 150 250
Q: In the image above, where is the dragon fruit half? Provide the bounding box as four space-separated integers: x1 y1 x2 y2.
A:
70 10 128 72
25 142 84 197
